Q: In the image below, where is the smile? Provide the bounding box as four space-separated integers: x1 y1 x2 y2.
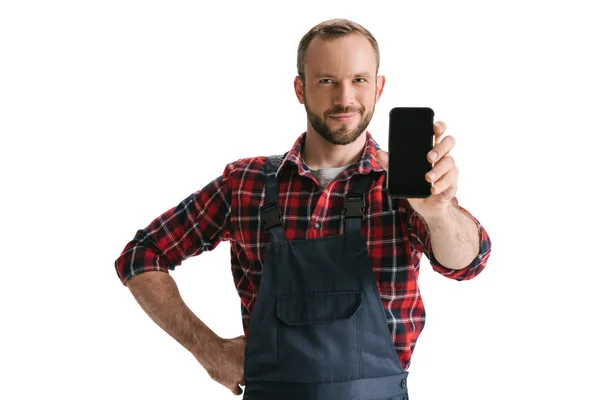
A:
329 113 358 122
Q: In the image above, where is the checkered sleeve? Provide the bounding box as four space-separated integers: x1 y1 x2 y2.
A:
114 162 238 285
407 197 492 281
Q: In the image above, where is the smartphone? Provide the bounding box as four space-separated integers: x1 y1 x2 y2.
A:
385 107 435 198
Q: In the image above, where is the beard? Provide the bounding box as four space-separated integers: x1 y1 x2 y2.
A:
303 94 375 146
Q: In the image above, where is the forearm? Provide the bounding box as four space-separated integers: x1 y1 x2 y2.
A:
421 202 480 270
126 271 221 367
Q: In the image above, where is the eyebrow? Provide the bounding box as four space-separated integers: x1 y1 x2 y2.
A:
313 72 373 79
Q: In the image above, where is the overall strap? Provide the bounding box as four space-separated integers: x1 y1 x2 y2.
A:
343 173 373 234
260 154 286 244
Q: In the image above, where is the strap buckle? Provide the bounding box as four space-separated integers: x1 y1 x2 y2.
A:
342 193 365 219
260 202 283 231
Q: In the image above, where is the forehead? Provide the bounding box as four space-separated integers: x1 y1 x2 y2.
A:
304 34 377 76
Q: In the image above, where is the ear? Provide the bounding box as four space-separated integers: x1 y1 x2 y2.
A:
294 76 305 104
375 75 386 103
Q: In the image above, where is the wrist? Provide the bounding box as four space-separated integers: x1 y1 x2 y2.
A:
191 330 223 367
419 202 456 229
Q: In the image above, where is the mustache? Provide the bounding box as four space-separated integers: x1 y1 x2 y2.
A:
326 105 364 115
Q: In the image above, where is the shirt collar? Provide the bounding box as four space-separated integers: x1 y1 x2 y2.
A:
276 131 386 178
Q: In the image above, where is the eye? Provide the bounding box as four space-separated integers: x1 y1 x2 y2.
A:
319 79 334 84
354 78 367 83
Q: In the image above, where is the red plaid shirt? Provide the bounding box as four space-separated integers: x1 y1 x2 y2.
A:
114 131 492 370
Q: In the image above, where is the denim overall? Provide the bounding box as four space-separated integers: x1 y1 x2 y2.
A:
243 155 409 400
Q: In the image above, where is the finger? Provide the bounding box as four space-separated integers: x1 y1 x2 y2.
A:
433 121 446 139
428 135 456 162
432 182 457 201
426 156 455 183
430 167 459 196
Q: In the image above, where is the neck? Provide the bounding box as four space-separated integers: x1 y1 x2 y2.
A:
301 128 367 170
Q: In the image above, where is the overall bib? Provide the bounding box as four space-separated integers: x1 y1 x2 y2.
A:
243 155 409 400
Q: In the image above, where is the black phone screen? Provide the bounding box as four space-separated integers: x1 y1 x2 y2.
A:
386 107 434 198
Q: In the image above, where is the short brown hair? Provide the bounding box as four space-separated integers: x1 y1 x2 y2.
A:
296 18 380 82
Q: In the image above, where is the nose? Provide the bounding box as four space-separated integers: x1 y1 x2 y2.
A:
333 81 355 109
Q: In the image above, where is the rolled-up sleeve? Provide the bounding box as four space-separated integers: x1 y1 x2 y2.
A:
407 197 492 281
114 161 237 285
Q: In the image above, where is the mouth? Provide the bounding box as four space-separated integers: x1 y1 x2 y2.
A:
328 113 358 122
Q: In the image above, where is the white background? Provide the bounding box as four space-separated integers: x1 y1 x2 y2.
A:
1 0 599 399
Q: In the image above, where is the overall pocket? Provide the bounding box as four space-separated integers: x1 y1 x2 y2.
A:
275 290 362 383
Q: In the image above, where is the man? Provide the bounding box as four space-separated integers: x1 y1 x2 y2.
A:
114 18 492 399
